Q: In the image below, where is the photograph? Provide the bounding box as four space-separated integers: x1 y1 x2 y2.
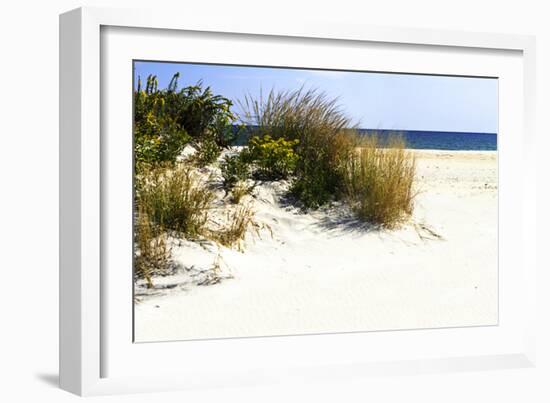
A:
132 61 498 343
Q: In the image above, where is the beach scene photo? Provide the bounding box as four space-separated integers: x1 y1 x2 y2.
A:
132 61 498 342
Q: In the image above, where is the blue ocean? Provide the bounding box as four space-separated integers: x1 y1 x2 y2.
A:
234 127 497 151
357 129 497 151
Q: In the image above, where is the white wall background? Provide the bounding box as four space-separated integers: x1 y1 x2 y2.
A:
0 0 547 401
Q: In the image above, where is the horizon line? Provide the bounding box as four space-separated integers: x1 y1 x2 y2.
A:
234 125 497 135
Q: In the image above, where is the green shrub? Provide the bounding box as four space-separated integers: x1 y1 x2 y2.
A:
134 125 191 165
134 73 237 165
244 135 299 180
221 152 251 190
239 88 356 208
135 163 215 237
134 75 189 165
193 133 222 167
167 78 236 146
343 134 416 228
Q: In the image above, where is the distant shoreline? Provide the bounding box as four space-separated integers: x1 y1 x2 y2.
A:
233 124 497 136
233 127 497 151
357 128 497 136
408 149 497 153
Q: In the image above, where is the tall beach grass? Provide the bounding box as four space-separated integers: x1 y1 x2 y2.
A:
343 134 416 228
134 206 171 288
135 163 215 238
239 88 417 227
239 88 357 208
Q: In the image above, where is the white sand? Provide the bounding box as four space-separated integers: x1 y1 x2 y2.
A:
134 150 498 342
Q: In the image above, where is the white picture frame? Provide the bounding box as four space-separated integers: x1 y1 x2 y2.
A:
59 6 537 396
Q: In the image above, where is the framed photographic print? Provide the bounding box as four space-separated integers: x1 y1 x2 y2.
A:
59 6 537 396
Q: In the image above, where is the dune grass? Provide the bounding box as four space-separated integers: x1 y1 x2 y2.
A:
230 181 252 204
135 163 215 238
133 84 419 287
239 88 356 208
134 207 172 288
209 204 258 250
134 162 261 285
343 134 416 228
136 160 259 245
239 88 417 226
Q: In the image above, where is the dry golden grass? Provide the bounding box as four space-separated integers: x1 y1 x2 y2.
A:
135 162 261 255
134 207 171 288
209 204 258 250
136 163 215 238
230 181 252 204
344 134 417 228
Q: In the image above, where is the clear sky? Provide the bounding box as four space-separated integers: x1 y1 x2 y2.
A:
134 61 498 133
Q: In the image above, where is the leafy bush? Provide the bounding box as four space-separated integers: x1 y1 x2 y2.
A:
134 73 237 165
193 132 222 167
239 88 356 207
134 75 192 165
135 163 215 237
134 126 191 165
343 134 416 228
221 152 251 190
244 135 299 180
164 77 237 147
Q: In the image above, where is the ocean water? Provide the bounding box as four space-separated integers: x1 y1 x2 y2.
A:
234 127 497 151
357 129 497 151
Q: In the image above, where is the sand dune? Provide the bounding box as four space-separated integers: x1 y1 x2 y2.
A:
134 150 498 342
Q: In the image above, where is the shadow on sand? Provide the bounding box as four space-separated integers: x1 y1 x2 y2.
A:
277 190 381 237
313 209 380 237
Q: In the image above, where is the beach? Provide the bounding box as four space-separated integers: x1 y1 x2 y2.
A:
134 150 498 342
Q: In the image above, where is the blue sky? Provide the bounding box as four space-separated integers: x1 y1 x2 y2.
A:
134 61 498 133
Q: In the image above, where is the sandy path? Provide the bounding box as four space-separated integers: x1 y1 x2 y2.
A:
134 150 498 342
